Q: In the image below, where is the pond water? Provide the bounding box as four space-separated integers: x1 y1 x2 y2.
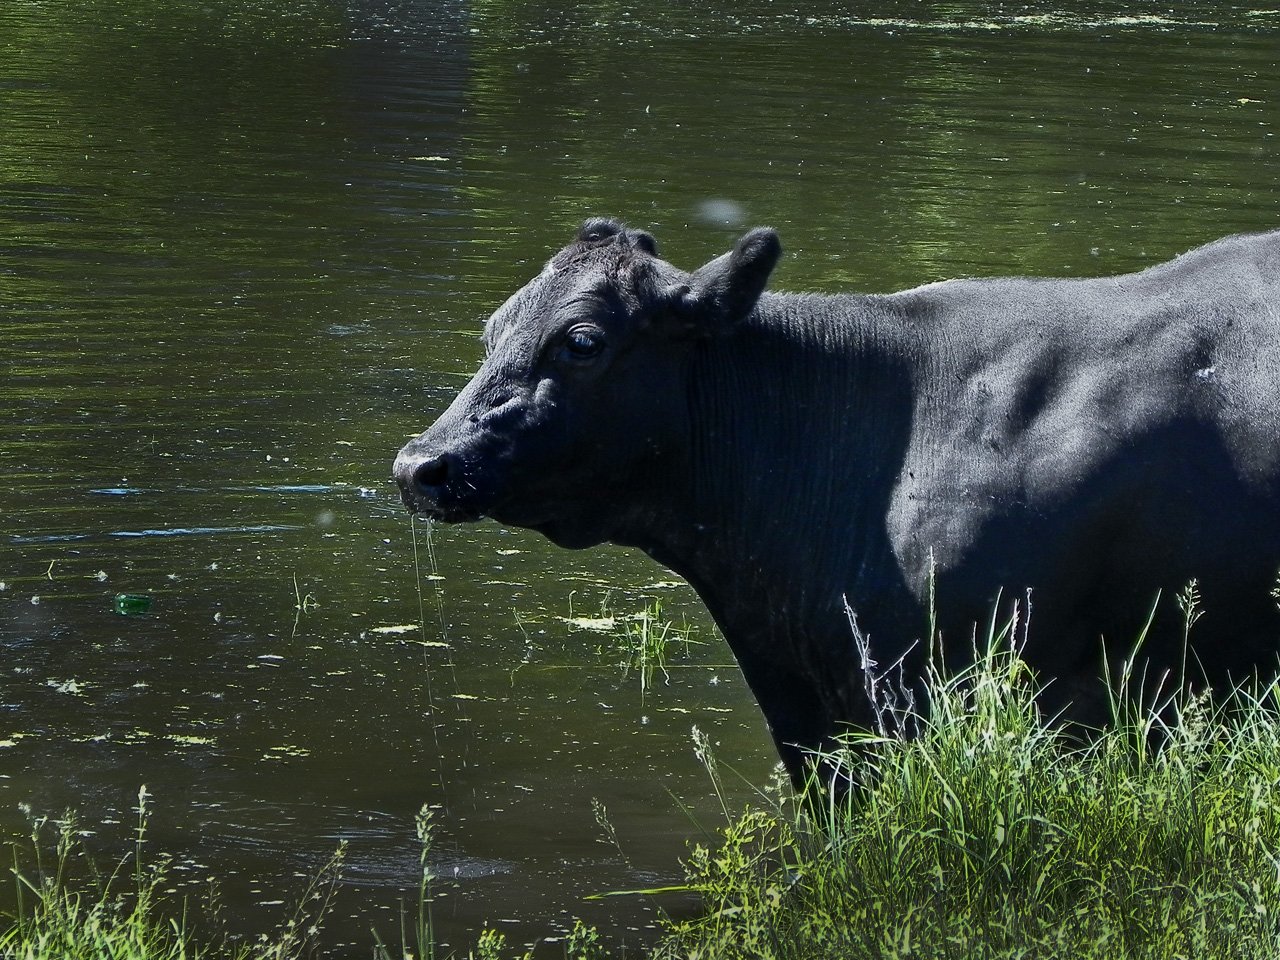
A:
2 1 1279 954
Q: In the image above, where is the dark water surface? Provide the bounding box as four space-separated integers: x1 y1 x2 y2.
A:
3 1 1279 953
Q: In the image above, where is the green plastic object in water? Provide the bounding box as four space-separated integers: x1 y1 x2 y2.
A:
113 594 152 615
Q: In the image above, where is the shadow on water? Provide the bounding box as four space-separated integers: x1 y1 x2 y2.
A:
3 0 1280 954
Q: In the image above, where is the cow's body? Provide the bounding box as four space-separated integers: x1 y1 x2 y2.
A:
395 221 1280 783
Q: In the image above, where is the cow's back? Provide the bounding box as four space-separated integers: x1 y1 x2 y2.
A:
881 230 1280 703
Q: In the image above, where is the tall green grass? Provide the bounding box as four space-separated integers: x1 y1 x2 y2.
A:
1 787 344 960
650 630 1280 959
0 789 611 960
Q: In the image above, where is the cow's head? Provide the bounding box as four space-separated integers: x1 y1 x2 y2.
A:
393 219 781 548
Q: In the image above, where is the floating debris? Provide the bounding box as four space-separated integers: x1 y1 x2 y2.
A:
114 594 152 615
263 744 310 760
560 615 617 633
46 678 87 695
110 524 302 539
365 625 450 647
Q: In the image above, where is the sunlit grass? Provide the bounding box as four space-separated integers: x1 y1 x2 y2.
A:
2 788 199 960
649 624 1280 960
1 787 344 960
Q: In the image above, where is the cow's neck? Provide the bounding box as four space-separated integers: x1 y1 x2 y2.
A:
680 292 920 612
626 292 926 774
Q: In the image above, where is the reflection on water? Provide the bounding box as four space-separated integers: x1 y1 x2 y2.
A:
3 0 1280 953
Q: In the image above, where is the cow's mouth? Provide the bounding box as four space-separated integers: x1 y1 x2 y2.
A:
393 450 489 523
400 492 484 524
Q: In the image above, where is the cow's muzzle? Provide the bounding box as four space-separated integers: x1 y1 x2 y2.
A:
392 448 480 521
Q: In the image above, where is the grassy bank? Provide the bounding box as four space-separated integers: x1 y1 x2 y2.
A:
8 630 1280 959
650 638 1280 959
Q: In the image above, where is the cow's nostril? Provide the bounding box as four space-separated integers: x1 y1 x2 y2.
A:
413 455 450 490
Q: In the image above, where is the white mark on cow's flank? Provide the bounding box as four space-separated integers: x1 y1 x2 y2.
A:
1194 365 1217 381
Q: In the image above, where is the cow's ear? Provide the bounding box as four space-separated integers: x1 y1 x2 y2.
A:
659 228 781 337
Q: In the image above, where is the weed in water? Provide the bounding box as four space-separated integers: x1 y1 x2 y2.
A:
607 600 698 699
591 799 631 871
372 803 440 960
565 597 701 697
290 574 319 637
253 840 346 960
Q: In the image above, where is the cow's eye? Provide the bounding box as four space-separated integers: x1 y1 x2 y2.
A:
561 326 605 361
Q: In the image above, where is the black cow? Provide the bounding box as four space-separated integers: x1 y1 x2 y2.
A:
394 219 1280 785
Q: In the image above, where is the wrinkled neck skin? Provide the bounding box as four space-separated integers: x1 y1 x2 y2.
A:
615 291 927 782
